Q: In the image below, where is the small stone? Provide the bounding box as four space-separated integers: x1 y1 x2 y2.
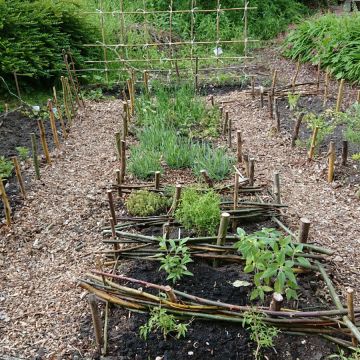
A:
188 351 194 356
334 255 343 262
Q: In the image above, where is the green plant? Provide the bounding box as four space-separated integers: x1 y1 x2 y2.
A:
303 112 337 151
287 93 301 111
139 306 189 340
128 147 162 180
192 143 235 181
352 153 360 161
15 146 30 161
338 103 360 145
175 188 220 236
0 157 14 179
243 310 280 360
283 12 360 83
164 138 194 169
157 238 193 283
126 190 168 216
328 348 360 360
234 227 310 301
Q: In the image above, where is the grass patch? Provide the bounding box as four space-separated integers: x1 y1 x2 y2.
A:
126 190 168 216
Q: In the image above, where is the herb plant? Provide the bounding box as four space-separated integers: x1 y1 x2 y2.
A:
128 147 162 180
0 157 14 179
139 306 189 340
287 93 300 111
157 238 193 283
234 227 310 301
175 188 220 236
243 310 280 360
16 146 30 161
126 190 168 217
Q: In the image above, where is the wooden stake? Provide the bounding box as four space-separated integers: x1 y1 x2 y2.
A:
298 218 311 244
65 77 75 116
291 61 301 90
308 126 319 161
12 157 26 199
270 69 278 97
115 132 121 160
335 79 345 112
210 95 215 106
5 103 9 114
273 172 281 204
219 106 223 119
200 170 214 188
61 76 72 124
168 184 182 215
162 222 170 240
249 158 255 186
110 218 119 251
341 140 348 166
216 212 230 247
30 133 40 180
323 70 329 106
154 171 161 190
47 99 60 149
0 178 11 226
228 117 232 148
107 190 117 225
53 87 67 138
268 94 273 119
269 293 283 312
122 102 128 139
115 169 122 197
243 154 249 177
236 131 242 163
233 173 239 210
274 98 280 132
88 294 103 352
120 140 126 183
37 120 51 164
347 288 358 347
127 80 133 116
316 62 321 94
291 112 304 147
143 70 149 95
195 56 199 93
327 141 336 183
251 76 255 99
223 111 229 135
260 86 264 108
357 90 360 103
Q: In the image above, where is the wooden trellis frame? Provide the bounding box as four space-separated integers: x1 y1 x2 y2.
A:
78 1 258 82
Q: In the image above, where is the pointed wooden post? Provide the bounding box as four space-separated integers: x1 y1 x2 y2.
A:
0 177 11 226
327 141 336 183
37 120 51 164
12 157 26 199
335 79 345 112
48 99 60 149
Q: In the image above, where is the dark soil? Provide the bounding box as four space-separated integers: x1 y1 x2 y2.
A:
82 258 337 360
0 110 58 219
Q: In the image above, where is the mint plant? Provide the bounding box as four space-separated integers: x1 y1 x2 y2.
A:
157 238 193 283
234 228 310 301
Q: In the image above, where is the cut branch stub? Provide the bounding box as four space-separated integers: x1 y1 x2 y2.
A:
269 292 283 312
291 112 304 147
236 130 242 163
216 212 231 247
88 294 103 352
298 218 311 244
200 170 213 188
154 171 161 190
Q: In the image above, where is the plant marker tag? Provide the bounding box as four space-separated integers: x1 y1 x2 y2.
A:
214 47 223 56
232 280 251 288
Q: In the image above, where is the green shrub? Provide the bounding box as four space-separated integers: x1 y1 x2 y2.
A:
126 190 168 216
16 146 30 161
283 13 360 83
175 188 220 236
0 0 98 91
128 147 162 180
164 138 193 169
0 157 14 179
339 103 360 145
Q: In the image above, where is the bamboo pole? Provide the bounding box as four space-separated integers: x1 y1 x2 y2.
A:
347 288 358 347
107 190 117 226
52 87 67 138
88 294 103 352
341 140 348 166
12 157 26 199
237 131 242 163
327 141 336 183
308 126 319 161
120 140 126 183
122 102 128 139
0 177 11 226
298 218 311 244
273 172 281 204
335 79 345 113
47 99 60 149
30 133 41 180
223 111 229 135
37 120 51 164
